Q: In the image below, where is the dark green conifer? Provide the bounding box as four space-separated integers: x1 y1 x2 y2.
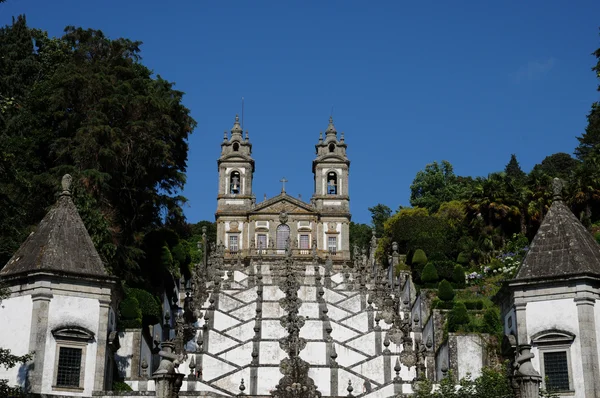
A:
452 264 466 288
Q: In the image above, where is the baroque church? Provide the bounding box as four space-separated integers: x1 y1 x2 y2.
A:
0 117 599 398
216 115 351 261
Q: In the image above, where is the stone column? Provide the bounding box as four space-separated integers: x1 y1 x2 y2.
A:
513 302 528 346
575 296 600 397
93 298 112 391
27 290 52 394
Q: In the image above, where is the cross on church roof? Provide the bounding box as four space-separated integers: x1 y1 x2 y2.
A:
280 177 288 193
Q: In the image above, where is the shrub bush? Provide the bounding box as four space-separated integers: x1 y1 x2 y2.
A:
119 296 142 329
412 249 428 267
437 279 455 302
421 263 439 285
482 307 502 335
434 300 453 310
463 300 484 310
430 260 455 281
112 381 133 392
129 288 162 326
452 264 466 288
448 301 469 332
456 251 469 265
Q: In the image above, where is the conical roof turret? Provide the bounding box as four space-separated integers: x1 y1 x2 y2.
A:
513 178 600 281
0 174 108 278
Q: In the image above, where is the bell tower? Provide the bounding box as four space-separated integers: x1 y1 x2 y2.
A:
312 117 351 258
216 115 255 249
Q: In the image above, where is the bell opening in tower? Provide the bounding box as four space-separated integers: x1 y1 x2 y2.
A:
327 172 338 195
230 171 241 195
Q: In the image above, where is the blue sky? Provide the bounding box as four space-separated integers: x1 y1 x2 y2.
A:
2 1 599 224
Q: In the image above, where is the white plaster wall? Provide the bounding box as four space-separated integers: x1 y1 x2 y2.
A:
456 335 483 380
42 294 100 396
115 331 134 378
257 366 281 394
0 294 32 388
526 299 583 395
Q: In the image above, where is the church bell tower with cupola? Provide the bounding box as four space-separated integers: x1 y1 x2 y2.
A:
216 115 255 250
312 116 351 257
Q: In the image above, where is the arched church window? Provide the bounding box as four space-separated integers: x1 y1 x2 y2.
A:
329 143 335 153
327 172 338 195
276 224 290 250
230 171 241 194
233 142 239 152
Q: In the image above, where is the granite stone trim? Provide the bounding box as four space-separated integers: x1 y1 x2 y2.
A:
28 291 52 393
575 296 600 397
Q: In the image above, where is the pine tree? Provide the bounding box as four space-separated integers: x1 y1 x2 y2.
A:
575 40 600 161
504 154 525 183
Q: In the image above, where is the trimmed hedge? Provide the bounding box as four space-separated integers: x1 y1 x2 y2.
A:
463 299 484 310
421 263 439 284
118 288 162 330
412 249 428 267
482 307 502 334
448 301 469 332
129 288 162 326
452 264 466 288
438 279 455 302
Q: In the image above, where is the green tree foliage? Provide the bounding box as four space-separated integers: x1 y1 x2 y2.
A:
349 222 373 255
456 252 469 265
437 279 455 302
452 264 466 288
182 220 217 265
448 301 469 332
368 203 392 237
575 35 600 161
143 228 192 287
504 154 526 183
0 19 196 288
410 160 466 213
119 296 142 328
421 263 439 285
482 307 502 335
435 200 467 228
532 152 580 180
118 287 162 329
384 208 459 261
414 367 514 398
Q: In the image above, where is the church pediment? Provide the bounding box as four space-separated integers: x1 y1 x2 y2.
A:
251 194 315 215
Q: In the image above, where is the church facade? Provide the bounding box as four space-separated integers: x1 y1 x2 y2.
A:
215 115 351 261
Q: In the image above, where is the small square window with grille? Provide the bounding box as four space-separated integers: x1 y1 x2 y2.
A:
229 235 239 253
56 347 82 388
544 351 570 391
300 235 310 250
257 234 267 249
328 236 337 254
